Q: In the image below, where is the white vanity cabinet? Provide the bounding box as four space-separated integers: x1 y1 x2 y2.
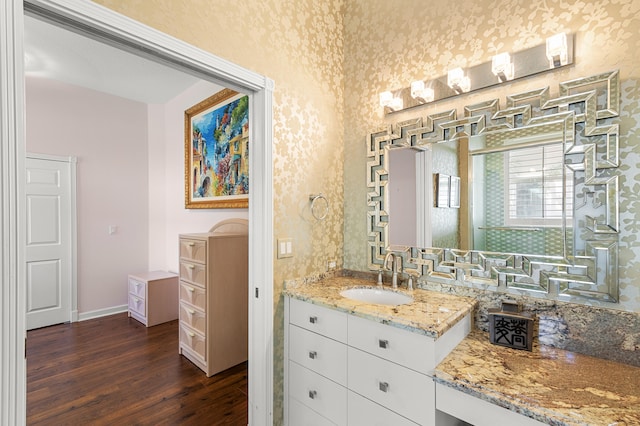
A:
285 296 471 426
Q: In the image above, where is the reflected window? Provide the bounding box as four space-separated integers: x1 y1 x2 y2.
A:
505 144 572 226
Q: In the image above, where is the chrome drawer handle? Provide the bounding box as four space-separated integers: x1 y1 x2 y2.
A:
308 390 317 399
379 339 389 349
379 381 389 393
309 316 318 324
308 351 317 359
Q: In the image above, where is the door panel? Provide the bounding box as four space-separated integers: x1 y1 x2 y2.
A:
25 156 74 330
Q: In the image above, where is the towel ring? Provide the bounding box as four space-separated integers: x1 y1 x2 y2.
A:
309 193 329 221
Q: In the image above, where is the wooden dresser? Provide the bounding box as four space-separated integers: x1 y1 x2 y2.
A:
178 219 248 376
127 271 178 327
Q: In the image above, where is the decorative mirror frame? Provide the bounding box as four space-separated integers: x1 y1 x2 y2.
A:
368 70 620 303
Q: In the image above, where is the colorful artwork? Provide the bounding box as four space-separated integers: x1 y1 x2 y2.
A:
185 89 249 208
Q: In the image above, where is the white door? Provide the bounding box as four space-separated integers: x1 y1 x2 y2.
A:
25 154 76 330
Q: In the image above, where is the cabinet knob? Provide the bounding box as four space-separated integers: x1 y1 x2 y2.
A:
378 339 389 349
187 309 195 315
188 242 195 247
186 264 195 270
308 390 317 399
379 381 389 393
308 351 317 359
187 331 195 338
186 286 195 293
309 316 318 324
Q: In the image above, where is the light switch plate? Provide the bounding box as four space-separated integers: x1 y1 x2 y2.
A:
277 238 293 259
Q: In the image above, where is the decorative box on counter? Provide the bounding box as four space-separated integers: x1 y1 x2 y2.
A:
489 301 534 351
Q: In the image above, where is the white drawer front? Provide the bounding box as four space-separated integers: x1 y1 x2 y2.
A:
289 325 347 386
179 261 206 287
128 294 146 316
289 361 347 426
179 322 206 360
179 238 207 263
128 278 146 298
348 314 435 374
348 347 434 426
288 397 337 426
179 301 206 334
289 298 347 343
179 281 206 310
348 391 419 426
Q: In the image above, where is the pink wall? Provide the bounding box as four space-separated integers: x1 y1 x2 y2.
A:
26 77 149 315
26 77 249 316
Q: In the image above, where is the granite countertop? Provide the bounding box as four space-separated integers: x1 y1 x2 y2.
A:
434 330 640 426
283 276 477 338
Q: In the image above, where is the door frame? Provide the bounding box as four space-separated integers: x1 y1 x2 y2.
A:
1 1 275 425
25 153 78 327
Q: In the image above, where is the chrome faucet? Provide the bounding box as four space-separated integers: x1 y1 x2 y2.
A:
383 252 403 289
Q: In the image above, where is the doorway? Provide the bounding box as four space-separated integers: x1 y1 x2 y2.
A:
1 1 274 424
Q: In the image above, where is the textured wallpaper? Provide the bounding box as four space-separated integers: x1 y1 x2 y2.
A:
343 0 640 313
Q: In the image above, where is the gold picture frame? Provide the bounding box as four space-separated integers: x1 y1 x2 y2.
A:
185 88 249 209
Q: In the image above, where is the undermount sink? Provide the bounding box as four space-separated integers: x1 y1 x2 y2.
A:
340 287 414 306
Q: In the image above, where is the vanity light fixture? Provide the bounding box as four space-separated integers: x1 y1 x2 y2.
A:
410 80 435 103
447 67 471 94
546 32 568 68
491 52 514 82
379 91 403 112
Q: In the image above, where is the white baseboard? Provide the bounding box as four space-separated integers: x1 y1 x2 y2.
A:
77 305 128 322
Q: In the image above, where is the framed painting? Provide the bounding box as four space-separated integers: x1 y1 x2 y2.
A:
185 88 249 209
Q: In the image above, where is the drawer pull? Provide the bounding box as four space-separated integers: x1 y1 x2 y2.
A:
379 381 389 393
309 316 318 324
308 390 317 399
187 308 196 315
185 264 195 270
187 242 195 247
186 286 195 293
187 331 195 338
378 339 389 349
308 351 317 359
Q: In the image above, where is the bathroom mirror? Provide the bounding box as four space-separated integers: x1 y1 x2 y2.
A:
369 70 620 303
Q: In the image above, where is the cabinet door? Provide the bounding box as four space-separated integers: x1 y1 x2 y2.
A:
289 361 347 426
289 325 347 386
288 398 337 426
348 391 419 426
289 298 347 343
348 347 434 426
348 314 434 374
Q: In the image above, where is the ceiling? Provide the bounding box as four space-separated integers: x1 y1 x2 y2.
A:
23 15 200 104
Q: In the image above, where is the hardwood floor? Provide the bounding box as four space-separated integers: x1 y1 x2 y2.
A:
27 313 248 425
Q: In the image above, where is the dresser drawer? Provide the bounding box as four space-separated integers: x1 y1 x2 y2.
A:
128 294 145 316
180 322 206 360
179 281 206 310
348 391 419 426
348 314 434 375
289 325 347 385
289 361 347 426
179 238 207 263
179 261 207 286
128 278 146 298
348 347 434 425
288 397 337 426
180 301 206 334
289 298 347 343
